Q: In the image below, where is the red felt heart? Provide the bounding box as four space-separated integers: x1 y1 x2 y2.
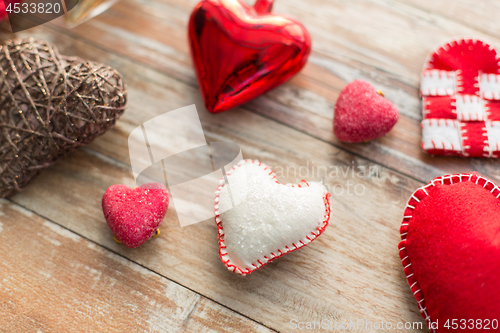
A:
102 183 169 248
188 0 311 113
399 173 500 332
333 80 399 142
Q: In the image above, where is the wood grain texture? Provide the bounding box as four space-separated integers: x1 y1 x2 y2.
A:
398 0 500 38
0 199 274 333
0 27 426 332
1 0 497 331
11 149 426 332
44 0 500 183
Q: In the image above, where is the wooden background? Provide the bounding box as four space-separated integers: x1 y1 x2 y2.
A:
1 0 498 332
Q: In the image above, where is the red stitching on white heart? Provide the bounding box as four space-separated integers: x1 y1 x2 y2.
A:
214 159 331 276
399 172 500 332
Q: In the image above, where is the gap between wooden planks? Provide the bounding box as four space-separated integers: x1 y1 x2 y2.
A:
397 0 500 38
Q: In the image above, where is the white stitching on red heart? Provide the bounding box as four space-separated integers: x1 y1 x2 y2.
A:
420 38 500 157
399 173 500 332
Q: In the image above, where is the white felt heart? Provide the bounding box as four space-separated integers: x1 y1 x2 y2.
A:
215 160 331 275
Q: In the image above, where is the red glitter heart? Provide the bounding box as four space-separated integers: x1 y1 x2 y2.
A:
334 80 399 142
102 183 169 248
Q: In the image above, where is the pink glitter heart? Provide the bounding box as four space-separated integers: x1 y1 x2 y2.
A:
102 183 169 248
334 80 399 143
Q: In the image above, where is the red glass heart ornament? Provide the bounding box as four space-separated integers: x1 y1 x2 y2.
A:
188 0 311 113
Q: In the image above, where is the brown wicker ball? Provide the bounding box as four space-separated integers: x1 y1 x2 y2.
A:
0 38 127 198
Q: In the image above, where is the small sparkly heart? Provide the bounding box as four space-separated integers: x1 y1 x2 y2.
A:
334 80 399 142
102 183 169 248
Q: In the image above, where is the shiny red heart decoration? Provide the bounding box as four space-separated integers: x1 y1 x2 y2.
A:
102 183 169 248
399 173 500 332
188 0 311 113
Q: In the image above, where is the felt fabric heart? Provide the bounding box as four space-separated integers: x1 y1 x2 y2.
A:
333 80 399 142
420 39 500 158
399 173 500 332
215 160 331 275
188 0 311 113
102 183 169 248
0 38 126 198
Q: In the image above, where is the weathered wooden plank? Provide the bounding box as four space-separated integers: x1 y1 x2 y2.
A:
39 0 500 183
3 2 489 330
11 146 428 332
0 22 427 331
0 200 274 332
397 0 500 39
5 43 428 332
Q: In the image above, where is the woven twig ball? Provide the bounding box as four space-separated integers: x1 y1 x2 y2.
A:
0 38 127 198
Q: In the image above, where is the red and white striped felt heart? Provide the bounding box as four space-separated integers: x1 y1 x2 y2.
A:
420 39 500 158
